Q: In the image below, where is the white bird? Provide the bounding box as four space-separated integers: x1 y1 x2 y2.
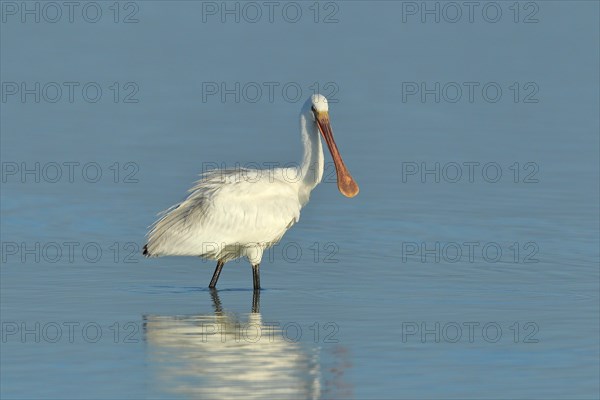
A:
143 94 359 290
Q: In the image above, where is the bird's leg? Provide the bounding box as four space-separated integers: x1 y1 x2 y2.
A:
209 260 225 288
252 263 261 291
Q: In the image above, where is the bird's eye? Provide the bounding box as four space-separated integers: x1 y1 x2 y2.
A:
311 106 316 113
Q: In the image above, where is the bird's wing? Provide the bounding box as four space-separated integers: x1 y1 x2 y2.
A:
144 169 301 258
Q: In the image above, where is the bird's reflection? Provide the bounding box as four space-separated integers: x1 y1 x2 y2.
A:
143 289 348 399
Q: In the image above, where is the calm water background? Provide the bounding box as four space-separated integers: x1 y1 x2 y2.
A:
1 1 598 399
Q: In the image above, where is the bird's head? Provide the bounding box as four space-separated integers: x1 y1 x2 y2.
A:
303 94 359 198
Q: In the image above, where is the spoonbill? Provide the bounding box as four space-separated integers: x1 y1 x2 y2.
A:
143 94 359 290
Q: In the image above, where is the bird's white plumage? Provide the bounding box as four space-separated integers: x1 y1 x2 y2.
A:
145 168 301 264
311 94 328 112
145 95 331 266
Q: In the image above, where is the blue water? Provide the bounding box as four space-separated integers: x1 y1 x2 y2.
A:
1 1 598 399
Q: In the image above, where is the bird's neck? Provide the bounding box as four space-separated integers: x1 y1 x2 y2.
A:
298 112 324 202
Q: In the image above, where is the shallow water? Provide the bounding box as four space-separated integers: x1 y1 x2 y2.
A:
1 1 599 399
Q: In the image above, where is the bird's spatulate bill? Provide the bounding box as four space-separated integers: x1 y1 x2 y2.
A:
316 113 359 198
